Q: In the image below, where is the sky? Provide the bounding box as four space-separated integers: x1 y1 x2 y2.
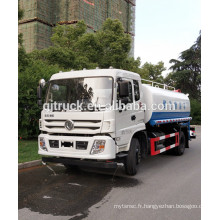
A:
134 0 201 76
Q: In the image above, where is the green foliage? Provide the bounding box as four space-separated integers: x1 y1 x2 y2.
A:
51 21 87 48
18 140 41 163
122 57 141 73
30 47 76 69
166 33 201 100
140 61 166 83
18 60 60 138
190 99 201 125
165 33 201 124
75 33 102 65
96 19 131 68
18 47 29 72
18 0 23 20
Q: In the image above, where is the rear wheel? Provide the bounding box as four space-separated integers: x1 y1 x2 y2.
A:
174 131 185 156
124 138 141 176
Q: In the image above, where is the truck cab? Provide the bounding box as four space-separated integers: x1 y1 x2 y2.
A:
38 69 146 174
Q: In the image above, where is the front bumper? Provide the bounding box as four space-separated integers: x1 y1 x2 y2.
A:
38 134 117 160
42 157 118 169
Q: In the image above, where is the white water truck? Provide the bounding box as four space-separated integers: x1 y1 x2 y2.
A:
37 68 195 175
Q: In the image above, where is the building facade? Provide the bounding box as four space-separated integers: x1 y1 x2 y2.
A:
19 0 136 55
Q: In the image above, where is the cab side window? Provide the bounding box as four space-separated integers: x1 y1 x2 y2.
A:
117 80 133 104
133 80 140 101
128 82 133 103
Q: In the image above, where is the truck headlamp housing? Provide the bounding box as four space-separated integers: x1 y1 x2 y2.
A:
90 140 106 154
39 137 47 151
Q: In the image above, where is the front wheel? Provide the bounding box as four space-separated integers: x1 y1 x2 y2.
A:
124 138 141 176
174 131 186 156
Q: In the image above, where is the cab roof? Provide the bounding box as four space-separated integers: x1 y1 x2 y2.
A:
50 69 141 81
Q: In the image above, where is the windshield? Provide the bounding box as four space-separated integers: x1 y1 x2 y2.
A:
46 77 113 110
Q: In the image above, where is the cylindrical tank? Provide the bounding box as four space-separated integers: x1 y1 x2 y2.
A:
141 84 190 124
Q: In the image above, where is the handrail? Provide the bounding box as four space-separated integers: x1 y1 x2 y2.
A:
141 79 175 90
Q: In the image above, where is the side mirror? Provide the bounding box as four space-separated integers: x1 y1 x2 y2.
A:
37 86 42 100
39 79 46 88
37 86 42 106
37 79 46 106
118 81 129 98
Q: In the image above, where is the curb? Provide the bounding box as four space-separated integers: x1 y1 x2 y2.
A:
18 159 42 170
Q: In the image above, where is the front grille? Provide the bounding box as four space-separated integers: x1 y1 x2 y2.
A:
45 120 101 123
76 141 88 150
49 140 59 148
48 133 94 137
44 119 102 133
61 141 73 148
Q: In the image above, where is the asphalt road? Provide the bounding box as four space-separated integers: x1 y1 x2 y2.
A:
19 126 201 220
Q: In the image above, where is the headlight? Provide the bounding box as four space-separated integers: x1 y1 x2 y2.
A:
39 137 47 151
90 140 106 154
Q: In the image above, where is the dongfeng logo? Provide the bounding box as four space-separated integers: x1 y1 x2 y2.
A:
65 120 74 130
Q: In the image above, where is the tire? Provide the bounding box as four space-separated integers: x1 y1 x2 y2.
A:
124 138 141 176
174 131 186 156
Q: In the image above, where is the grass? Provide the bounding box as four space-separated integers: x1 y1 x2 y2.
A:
18 140 41 163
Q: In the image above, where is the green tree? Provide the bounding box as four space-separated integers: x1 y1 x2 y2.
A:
30 47 77 70
96 18 131 68
166 33 201 100
74 33 102 65
122 57 141 73
51 21 87 49
190 99 201 125
18 60 60 138
165 33 201 124
18 1 29 72
140 61 166 83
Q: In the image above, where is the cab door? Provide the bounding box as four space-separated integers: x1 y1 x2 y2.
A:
133 79 145 127
115 78 136 147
